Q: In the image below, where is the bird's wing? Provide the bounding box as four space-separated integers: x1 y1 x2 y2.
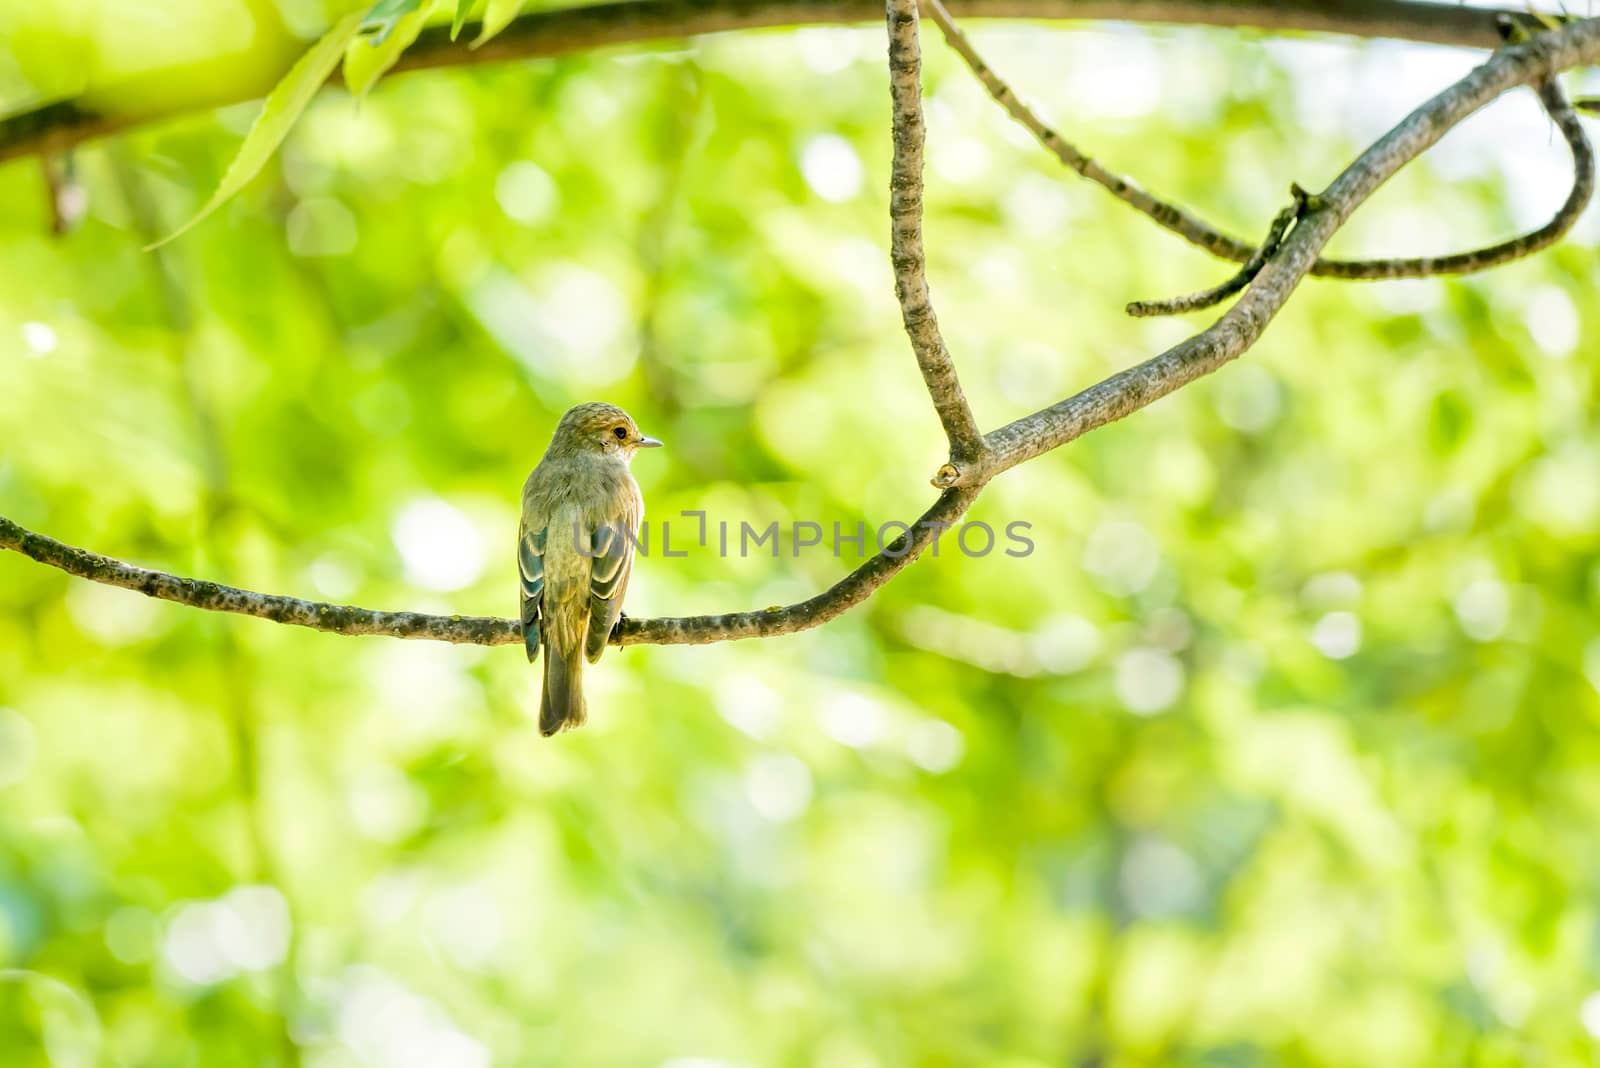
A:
519 521 547 663
584 487 641 664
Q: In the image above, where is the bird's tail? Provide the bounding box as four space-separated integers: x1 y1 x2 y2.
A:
540 640 587 736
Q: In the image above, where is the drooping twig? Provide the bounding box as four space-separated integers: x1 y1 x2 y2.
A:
1124 76 1593 315
0 2 1542 168
924 0 1596 284
1125 190 1308 318
887 0 987 471
6 17 1600 652
1306 78 1594 280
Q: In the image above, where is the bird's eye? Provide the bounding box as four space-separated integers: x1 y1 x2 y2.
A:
613 426 628 440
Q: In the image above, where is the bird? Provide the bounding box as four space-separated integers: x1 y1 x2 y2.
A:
518 402 662 735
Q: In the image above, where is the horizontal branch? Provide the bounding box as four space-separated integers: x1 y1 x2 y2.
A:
5 14 1596 655
0 0 1542 165
981 16 1600 473
0 490 978 647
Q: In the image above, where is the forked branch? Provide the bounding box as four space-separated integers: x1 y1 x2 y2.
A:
5 16 1600 648
923 0 1596 293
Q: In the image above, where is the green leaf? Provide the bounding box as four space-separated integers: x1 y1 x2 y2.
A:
364 0 423 23
146 12 365 250
346 0 435 97
450 0 479 40
472 0 525 46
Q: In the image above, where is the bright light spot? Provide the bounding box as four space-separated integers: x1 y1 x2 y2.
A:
347 766 428 842
392 497 484 593
162 885 290 986
1581 991 1600 1039
308 554 359 600
286 197 358 257
1454 579 1509 642
1302 571 1363 607
1372 278 1444 316
1003 175 1075 236
906 719 964 773
20 321 57 357
370 642 480 738
715 675 782 739
216 886 291 972
800 134 864 203
64 581 166 646
1215 364 1282 433
480 264 639 382
795 29 862 74
0 708 35 788
540 266 628 354
1121 836 1202 918
1516 447 1600 536
1084 519 1159 597
424 885 503 972
495 161 560 225
336 967 490 1068
818 692 887 749
1310 611 1362 660
1526 285 1580 358
1063 35 1161 119
930 135 990 185
163 904 232 985
745 754 813 822
1030 614 1100 674
1424 487 1475 533
1115 648 1184 715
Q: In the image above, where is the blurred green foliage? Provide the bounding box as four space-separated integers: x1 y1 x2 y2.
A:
3 4 1600 1066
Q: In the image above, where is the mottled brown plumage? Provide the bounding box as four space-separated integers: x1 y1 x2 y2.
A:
519 403 660 735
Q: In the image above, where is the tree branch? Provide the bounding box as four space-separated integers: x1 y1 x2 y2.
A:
0 0 1546 166
887 0 987 470
0 491 979 647
5 16 1598 654
982 17 1600 473
925 0 1596 286
1126 76 1594 315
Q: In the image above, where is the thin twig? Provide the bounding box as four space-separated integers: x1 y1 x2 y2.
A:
1126 189 1307 318
887 0 987 469
924 0 1596 283
0 2 1540 167
6 18 1599 652
1125 77 1593 316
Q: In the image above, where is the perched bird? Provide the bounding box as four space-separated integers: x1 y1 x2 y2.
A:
519 402 661 735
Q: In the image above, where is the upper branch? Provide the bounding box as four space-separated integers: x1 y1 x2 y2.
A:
886 0 987 469
0 1 1539 167
982 16 1600 473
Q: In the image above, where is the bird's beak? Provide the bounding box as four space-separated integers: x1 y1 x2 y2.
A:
636 434 664 449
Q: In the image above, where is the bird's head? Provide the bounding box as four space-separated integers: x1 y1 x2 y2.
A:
548 402 663 461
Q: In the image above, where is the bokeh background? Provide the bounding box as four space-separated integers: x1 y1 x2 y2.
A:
4 1 1600 1064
